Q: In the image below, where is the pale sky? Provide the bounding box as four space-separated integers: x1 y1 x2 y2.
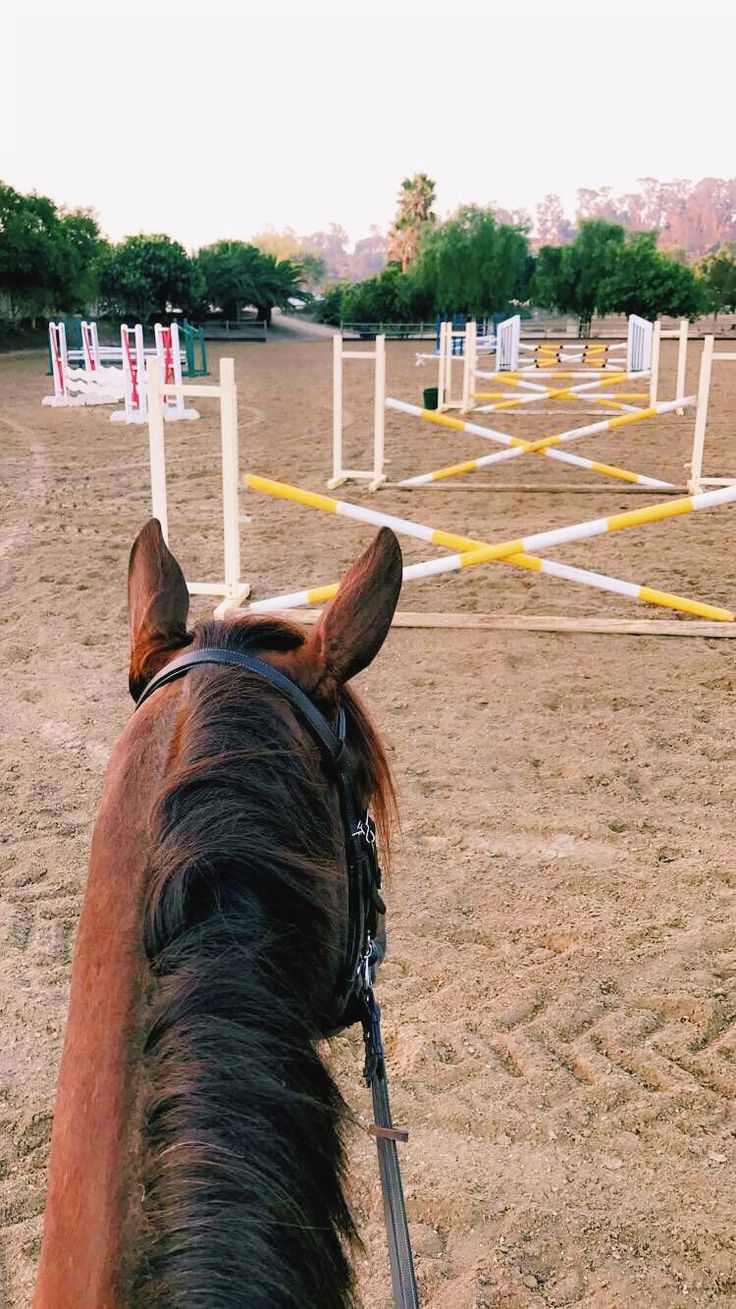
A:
4 0 735 251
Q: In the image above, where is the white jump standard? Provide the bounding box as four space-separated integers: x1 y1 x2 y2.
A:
110 325 147 424
112 322 199 424
328 327 692 492
435 314 682 419
44 320 200 422
687 335 736 494
495 313 652 375
44 321 126 408
329 334 386 490
146 357 249 617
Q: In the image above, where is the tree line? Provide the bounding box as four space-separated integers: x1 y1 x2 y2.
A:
3 175 736 338
251 176 736 288
0 182 311 327
315 175 736 333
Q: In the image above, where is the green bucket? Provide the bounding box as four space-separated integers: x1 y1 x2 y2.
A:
423 386 439 410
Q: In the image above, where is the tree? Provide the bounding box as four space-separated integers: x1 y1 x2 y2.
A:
98 235 203 321
567 177 736 257
0 183 104 320
494 206 533 231
0 185 59 318
387 174 437 273
251 227 326 291
301 225 352 281
697 245 736 325
311 282 347 326
412 206 531 318
576 187 621 224
56 210 106 311
535 194 575 247
196 241 310 324
603 232 706 321
351 228 388 281
533 221 707 329
532 219 626 334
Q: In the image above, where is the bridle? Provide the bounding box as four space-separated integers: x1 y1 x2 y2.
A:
136 647 420 1309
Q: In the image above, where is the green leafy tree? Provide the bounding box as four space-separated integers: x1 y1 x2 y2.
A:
412 206 531 318
0 183 104 319
196 241 310 324
697 245 736 325
387 174 437 273
253 252 312 322
98 234 203 322
340 266 432 324
0 185 59 318
56 210 106 310
532 219 625 335
603 231 706 320
311 282 346 326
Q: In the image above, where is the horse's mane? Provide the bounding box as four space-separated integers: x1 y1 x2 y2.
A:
131 616 394 1309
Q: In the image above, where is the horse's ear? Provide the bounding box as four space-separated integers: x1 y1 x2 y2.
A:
128 519 191 701
302 527 402 693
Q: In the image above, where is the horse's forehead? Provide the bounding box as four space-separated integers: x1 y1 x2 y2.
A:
111 686 188 808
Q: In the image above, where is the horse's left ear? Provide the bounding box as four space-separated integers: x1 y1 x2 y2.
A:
302 527 402 693
128 519 191 701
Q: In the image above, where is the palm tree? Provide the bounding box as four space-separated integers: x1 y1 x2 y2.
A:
387 174 437 273
196 242 311 324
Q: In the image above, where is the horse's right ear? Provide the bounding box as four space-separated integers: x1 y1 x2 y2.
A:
128 519 191 701
298 527 402 700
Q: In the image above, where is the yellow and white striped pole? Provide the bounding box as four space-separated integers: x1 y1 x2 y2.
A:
476 368 648 382
475 391 649 407
472 372 645 415
386 397 690 488
244 475 735 622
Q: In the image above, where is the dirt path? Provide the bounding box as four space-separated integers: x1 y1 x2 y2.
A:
1 339 734 1307
270 310 338 339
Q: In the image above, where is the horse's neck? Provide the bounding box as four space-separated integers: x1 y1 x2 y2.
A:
36 686 356 1309
34 714 171 1309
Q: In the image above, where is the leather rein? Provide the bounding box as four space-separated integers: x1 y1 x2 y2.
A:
136 647 419 1309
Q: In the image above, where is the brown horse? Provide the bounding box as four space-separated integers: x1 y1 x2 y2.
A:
34 518 403 1309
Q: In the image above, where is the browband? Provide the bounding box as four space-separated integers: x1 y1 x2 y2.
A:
135 647 348 771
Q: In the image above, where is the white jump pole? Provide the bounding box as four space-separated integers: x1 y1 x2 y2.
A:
218 356 248 615
48 322 69 403
688 335 715 493
146 357 169 542
437 322 450 411
373 333 386 486
81 321 101 373
675 319 688 414
648 321 661 406
111 324 147 424
461 319 476 412
332 334 343 485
